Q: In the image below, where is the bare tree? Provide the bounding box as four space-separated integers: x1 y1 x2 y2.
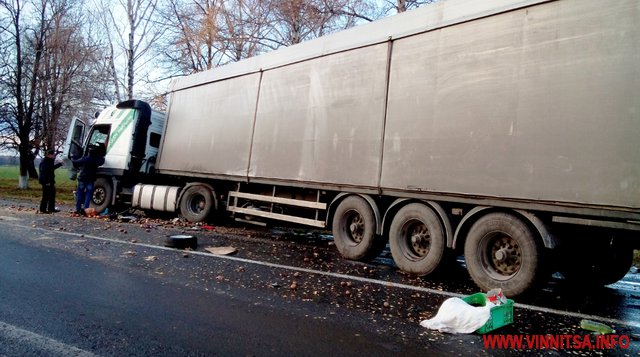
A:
264 0 320 47
0 0 53 188
157 0 272 78
37 0 103 152
160 0 224 74
219 0 270 62
263 0 374 48
322 0 377 23
91 2 123 102
1 0 107 188
159 0 376 71
385 0 438 14
94 0 165 100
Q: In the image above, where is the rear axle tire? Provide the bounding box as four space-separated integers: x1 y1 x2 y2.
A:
332 196 385 261
389 203 445 276
464 213 544 297
559 237 633 287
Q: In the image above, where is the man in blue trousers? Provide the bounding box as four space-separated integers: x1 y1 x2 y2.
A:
72 145 105 215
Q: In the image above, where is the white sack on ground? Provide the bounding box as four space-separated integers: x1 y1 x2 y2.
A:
420 297 492 334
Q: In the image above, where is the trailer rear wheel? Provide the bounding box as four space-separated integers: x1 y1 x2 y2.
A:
389 203 445 276
559 237 633 287
332 196 384 261
179 185 213 223
464 213 543 297
91 178 112 213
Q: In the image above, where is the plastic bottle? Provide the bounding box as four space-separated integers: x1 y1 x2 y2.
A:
580 319 615 334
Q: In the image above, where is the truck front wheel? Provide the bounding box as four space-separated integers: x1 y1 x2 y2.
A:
179 185 213 223
389 203 445 276
464 213 543 297
332 196 384 261
91 178 112 213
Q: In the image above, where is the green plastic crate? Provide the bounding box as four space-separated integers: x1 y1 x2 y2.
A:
462 293 514 334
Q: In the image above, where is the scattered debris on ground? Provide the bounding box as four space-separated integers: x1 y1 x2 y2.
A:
205 246 237 255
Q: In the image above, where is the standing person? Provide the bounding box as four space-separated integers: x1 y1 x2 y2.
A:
38 150 63 214
72 146 105 215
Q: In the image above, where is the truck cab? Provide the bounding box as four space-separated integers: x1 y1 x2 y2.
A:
64 100 166 211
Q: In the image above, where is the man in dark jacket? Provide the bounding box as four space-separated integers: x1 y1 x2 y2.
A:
72 146 105 215
39 150 63 213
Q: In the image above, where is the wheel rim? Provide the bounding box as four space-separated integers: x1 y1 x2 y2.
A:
481 233 521 279
93 187 106 205
188 194 206 214
400 219 431 260
344 209 364 244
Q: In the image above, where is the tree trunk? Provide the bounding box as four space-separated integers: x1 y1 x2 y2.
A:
27 150 38 179
18 145 31 189
127 31 134 99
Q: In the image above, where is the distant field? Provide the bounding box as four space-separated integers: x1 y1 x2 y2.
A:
0 165 75 203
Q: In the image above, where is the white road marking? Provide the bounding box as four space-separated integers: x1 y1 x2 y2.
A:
0 321 99 357
3 220 640 330
613 280 640 288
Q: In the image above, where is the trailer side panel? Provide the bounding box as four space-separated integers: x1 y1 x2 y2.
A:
158 73 261 177
248 43 389 187
382 0 640 209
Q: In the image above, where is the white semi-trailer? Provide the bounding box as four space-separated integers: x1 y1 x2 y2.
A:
65 0 640 296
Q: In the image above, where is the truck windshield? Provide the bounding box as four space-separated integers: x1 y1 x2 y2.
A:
88 124 110 147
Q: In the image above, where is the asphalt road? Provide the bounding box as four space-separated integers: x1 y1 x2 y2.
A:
0 218 438 356
1 200 639 356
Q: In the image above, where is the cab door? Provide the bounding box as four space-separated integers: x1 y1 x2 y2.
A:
63 117 86 165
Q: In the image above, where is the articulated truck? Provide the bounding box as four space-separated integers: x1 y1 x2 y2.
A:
64 0 639 296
